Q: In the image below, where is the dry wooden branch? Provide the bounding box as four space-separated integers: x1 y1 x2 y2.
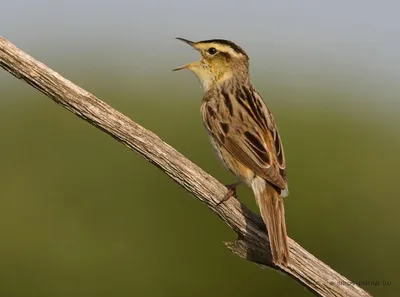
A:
0 36 371 297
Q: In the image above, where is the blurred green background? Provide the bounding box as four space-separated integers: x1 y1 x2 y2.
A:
1 1 399 296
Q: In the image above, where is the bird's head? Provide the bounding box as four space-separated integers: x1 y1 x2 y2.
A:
174 38 249 92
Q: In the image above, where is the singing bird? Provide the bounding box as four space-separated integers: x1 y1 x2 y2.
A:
174 38 289 265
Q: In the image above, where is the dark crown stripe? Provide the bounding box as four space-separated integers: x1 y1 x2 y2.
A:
198 39 249 59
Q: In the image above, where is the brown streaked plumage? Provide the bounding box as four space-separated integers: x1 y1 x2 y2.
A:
174 37 289 265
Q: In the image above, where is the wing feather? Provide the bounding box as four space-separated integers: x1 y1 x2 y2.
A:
202 87 287 190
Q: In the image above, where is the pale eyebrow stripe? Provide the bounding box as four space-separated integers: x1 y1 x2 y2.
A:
211 44 243 58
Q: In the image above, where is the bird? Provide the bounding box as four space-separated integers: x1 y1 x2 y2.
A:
173 37 289 266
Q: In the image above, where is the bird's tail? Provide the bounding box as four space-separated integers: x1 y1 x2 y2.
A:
252 178 289 265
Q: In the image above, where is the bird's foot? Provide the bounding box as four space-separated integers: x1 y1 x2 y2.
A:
217 181 241 206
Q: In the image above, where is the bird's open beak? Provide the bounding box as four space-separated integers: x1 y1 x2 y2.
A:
175 37 195 47
172 63 192 71
173 37 198 71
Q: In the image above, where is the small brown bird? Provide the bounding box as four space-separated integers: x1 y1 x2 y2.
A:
174 38 289 265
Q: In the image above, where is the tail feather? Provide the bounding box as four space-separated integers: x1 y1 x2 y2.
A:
252 178 289 265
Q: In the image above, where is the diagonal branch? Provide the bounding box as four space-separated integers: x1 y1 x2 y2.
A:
0 36 371 297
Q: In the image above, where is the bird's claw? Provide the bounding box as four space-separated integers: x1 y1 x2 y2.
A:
217 182 240 206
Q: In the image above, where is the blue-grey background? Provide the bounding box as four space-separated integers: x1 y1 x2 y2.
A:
0 1 399 296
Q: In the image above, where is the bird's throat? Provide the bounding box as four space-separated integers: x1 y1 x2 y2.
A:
193 70 233 93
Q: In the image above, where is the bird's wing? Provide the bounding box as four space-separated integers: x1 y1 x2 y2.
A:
202 87 287 190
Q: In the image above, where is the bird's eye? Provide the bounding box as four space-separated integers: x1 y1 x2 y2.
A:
207 47 217 55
